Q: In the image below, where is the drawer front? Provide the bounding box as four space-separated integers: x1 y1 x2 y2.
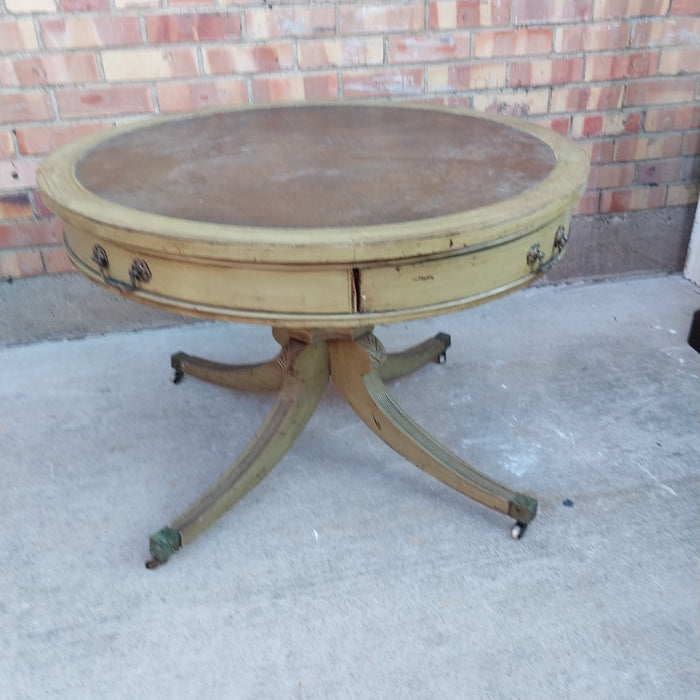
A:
64 226 354 317
357 214 570 313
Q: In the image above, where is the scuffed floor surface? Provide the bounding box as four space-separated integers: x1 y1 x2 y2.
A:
1 275 698 699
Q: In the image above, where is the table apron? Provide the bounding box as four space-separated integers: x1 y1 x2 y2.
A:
63 210 570 326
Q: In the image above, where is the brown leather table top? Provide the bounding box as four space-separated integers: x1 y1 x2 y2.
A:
75 104 556 230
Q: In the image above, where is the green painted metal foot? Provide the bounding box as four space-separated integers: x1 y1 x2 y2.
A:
434 332 451 363
170 352 188 384
146 526 181 569
508 493 538 539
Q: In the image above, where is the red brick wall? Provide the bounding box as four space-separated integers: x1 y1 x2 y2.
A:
1 0 698 280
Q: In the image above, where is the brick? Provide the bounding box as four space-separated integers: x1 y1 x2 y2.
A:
624 77 696 105
0 219 63 248
298 38 384 70
0 53 99 87
670 0 699 14
551 85 624 112
543 117 572 136
56 86 153 118
574 191 600 215
614 134 683 161
203 45 293 75
114 0 159 8
0 192 34 220
0 93 55 124
428 63 507 91
41 17 142 49
0 20 39 52
146 13 242 43
624 112 643 133
573 114 605 138
475 28 552 58
659 48 700 76
599 185 667 212
6 0 56 12
472 88 550 115
572 111 643 139
582 139 615 164
667 183 699 206
0 131 15 158
645 106 700 132
42 246 75 275
298 73 339 101
682 130 700 156
388 33 471 64
33 191 53 217
157 80 248 113
634 157 699 185
593 0 671 20
16 123 107 156
0 158 41 190
512 0 592 24
252 74 339 102
0 250 44 280
631 17 700 48
510 58 584 87
341 4 424 34
60 0 110 10
429 1 511 29
342 68 424 97
102 48 198 82
554 22 630 53
585 52 659 82
588 162 637 189
245 7 335 40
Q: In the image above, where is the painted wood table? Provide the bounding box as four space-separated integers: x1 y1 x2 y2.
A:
38 103 589 567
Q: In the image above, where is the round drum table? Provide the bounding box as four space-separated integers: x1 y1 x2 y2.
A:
38 103 589 567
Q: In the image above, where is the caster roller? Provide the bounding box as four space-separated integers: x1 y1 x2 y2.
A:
145 557 164 570
511 522 528 540
171 369 183 384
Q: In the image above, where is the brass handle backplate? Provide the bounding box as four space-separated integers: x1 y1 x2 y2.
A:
91 244 151 292
526 225 569 274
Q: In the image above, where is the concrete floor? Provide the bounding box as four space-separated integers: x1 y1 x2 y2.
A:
1 274 698 699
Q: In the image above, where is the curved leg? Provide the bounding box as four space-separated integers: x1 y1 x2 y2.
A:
379 332 451 382
147 339 329 567
170 351 286 392
329 333 537 533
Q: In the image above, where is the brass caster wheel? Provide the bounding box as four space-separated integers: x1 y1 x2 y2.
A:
511 522 528 540
145 557 165 570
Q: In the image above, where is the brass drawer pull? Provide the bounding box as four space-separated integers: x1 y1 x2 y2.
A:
128 258 151 286
526 225 569 273
554 225 568 252
91 244 151 292
91 244 109 271
526 242 545 268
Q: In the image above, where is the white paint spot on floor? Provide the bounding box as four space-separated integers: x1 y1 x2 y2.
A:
502 448 539 476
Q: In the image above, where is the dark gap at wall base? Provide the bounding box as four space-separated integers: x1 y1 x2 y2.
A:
543 204 695 284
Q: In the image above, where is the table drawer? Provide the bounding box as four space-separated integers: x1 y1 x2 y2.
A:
357 214 570 313
64 226 354 317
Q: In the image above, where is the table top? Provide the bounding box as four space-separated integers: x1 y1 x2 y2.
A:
38 103 589 266
38 103 589 327
76 105 554 229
